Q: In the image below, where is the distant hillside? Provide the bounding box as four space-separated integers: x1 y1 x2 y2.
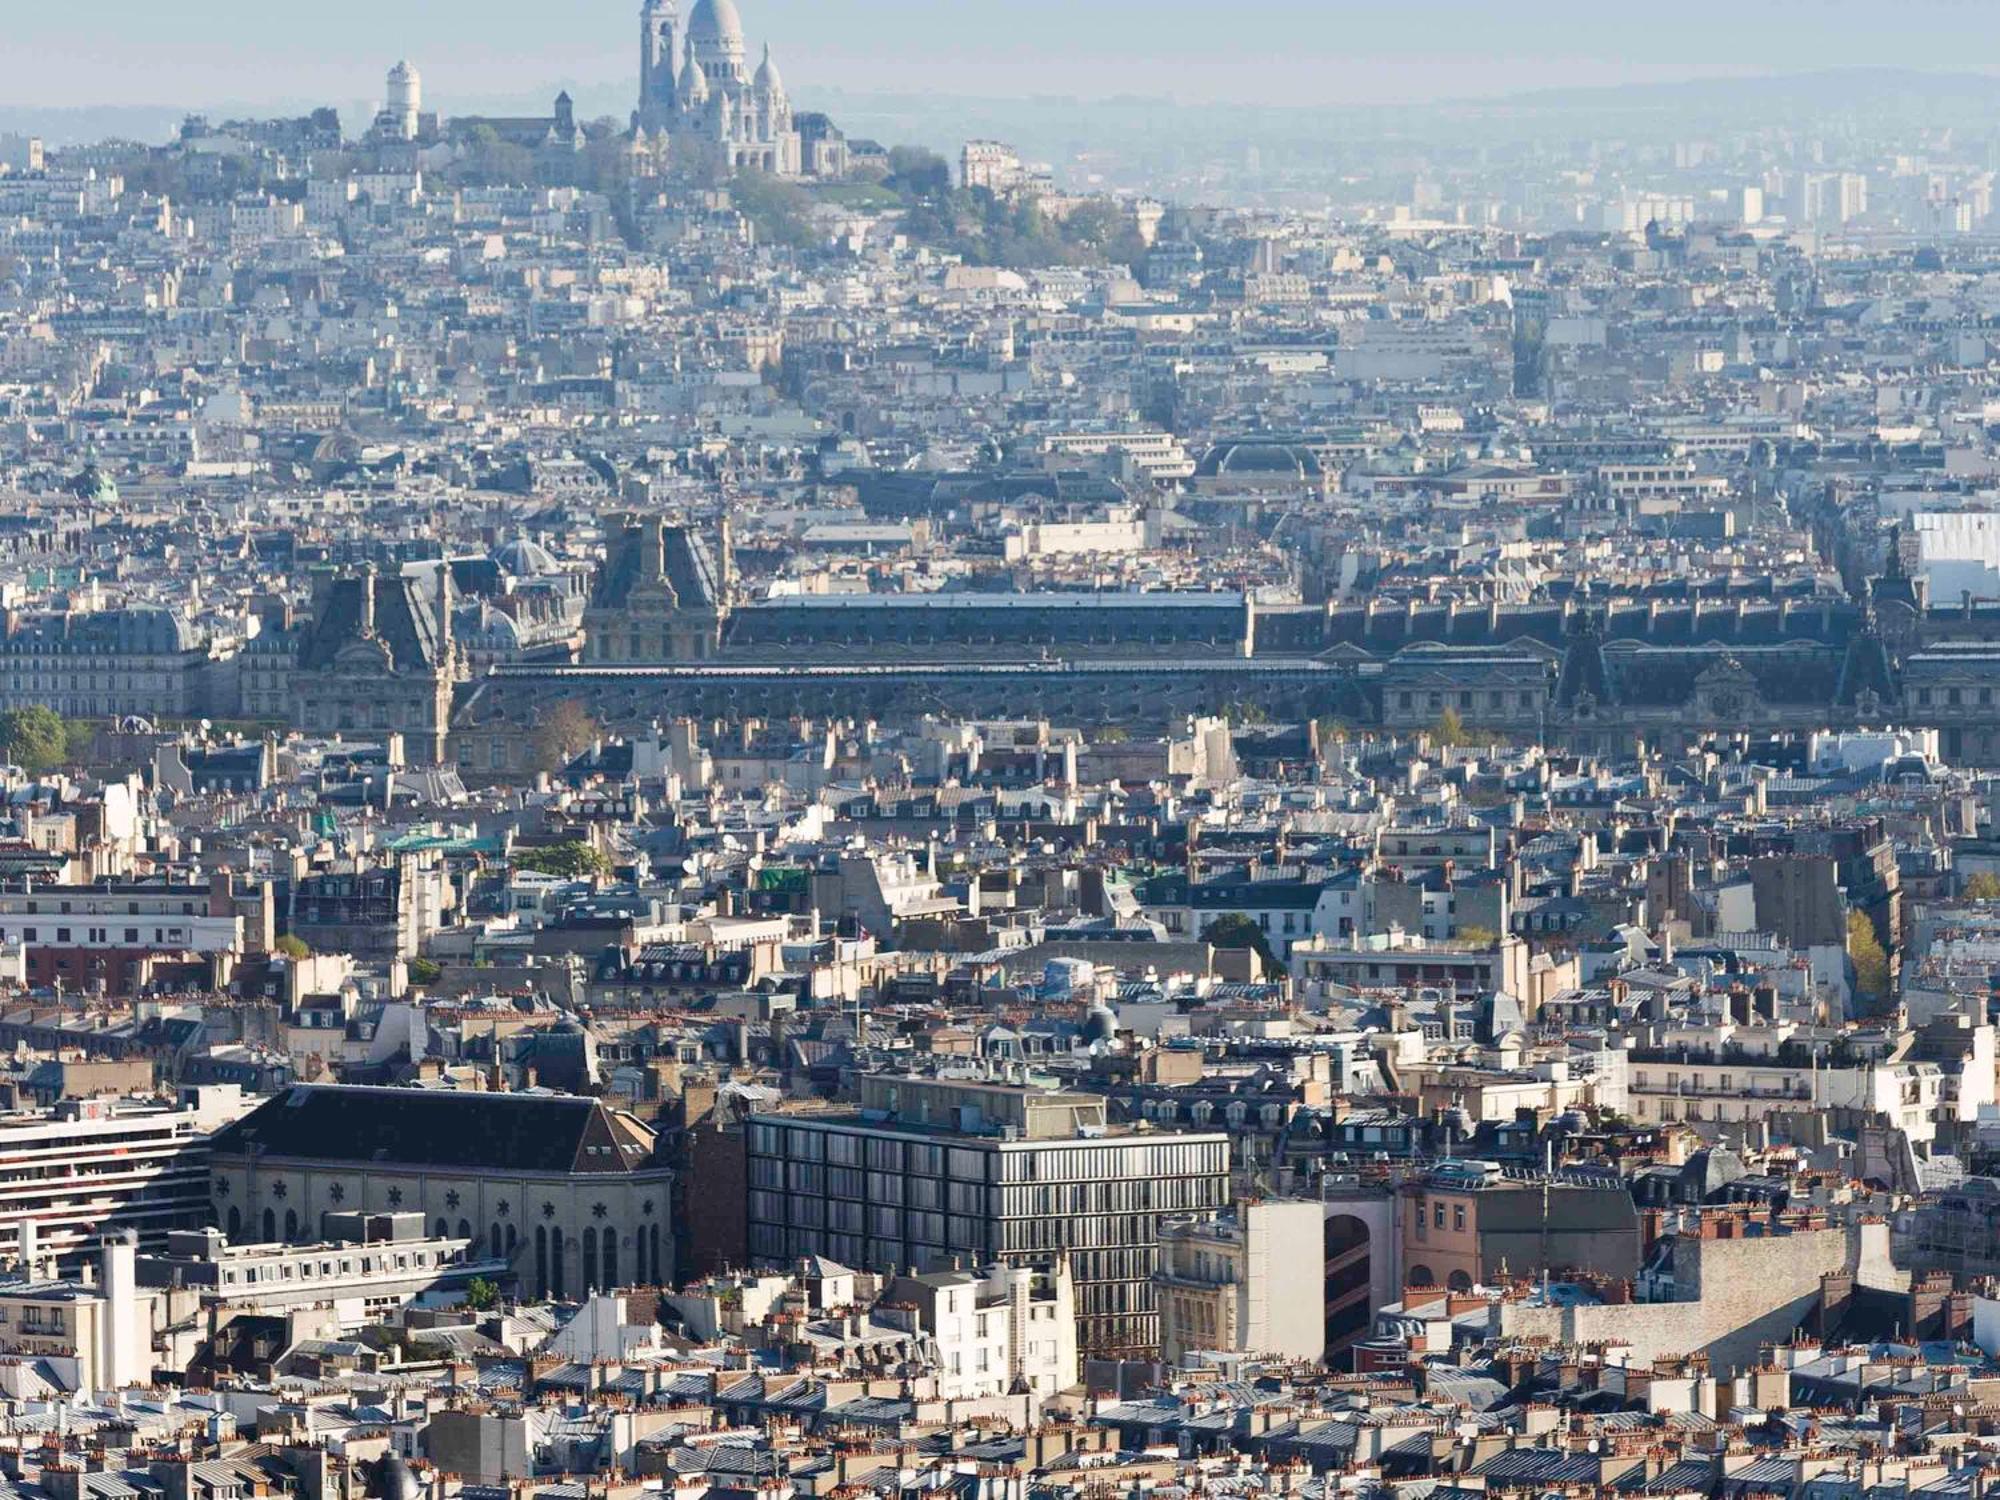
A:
11 65 2000 165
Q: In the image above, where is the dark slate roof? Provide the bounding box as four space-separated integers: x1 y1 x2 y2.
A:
1196 437 1325 478
1556 629 1609 707
592 522 720 612
1618 1459 1717 1493
5 606 197 655
1837 627 1897 704
298 574 446 673
210 1084 655 1175
839 467 1127 517
1600 643 1841 707
1473 1450 1603 1485
1322 598 1860 655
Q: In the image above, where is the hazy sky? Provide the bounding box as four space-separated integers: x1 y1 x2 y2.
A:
9 0 2000 115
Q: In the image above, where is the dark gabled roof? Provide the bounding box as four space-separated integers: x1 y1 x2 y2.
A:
210 1084 655 1175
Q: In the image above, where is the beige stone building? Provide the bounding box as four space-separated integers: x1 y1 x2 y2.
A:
207 1085 671 1302
1155 1199 1325 1366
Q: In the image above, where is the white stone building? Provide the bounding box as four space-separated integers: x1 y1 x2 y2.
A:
1155 1199 1326 1366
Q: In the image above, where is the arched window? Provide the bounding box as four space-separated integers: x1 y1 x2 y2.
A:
226 1206 242 1239
284 1208 299 1241
650 1223 662 1284
457 1218 472 1244
603 1230 616 1290
582 1227 598 1291
1447 1270 1474 1293
551 1232 565 1298
491 1224 504 1260
262 1208 276 1242
535 1225 549 1298
435 1217 450 1240
1324 1213 1374 1356
1406 1264 1436 1288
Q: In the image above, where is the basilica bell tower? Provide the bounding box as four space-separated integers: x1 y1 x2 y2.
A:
638 0 679 128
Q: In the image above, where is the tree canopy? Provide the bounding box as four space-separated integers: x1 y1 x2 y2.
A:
731 145 1149 272
884 146 953 200
532 700 602 776
731 169 823 250
1432 708 1473 748
514 840 609 880
1848 911 1890 1005
0 706 70 774
1201 912 1279 976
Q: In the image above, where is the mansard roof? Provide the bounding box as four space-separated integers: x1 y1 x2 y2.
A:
1598 643 1843 708
592 522 721 613
1323 596 1862 656
5 606 198 655
298 573 446 673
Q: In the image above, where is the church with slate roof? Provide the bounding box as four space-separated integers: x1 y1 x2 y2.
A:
208 1085 672 1302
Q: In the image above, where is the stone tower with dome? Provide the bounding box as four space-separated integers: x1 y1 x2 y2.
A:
633 0 805 179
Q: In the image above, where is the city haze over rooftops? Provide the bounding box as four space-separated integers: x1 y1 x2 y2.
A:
13 2 2000 125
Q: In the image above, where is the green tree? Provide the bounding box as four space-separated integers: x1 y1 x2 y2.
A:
63 719 96 766
877 151 1139 271
1848 910 1890 1004
1201 912 1280 976
1061 199 1124 250
515 840 609 880
1104 222 1152 269
408 956 442 986
1964 872 2000 901
1456 925 1499 948
451 132 536 187
1432 707 1473 748
885 146 952 200
274 934 311 960
0 706 68 773
731 169 819 250
464 1276 501 1311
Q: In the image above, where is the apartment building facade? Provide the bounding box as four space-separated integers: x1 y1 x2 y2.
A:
747 1076 1228 1360
0 1087 252 1270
